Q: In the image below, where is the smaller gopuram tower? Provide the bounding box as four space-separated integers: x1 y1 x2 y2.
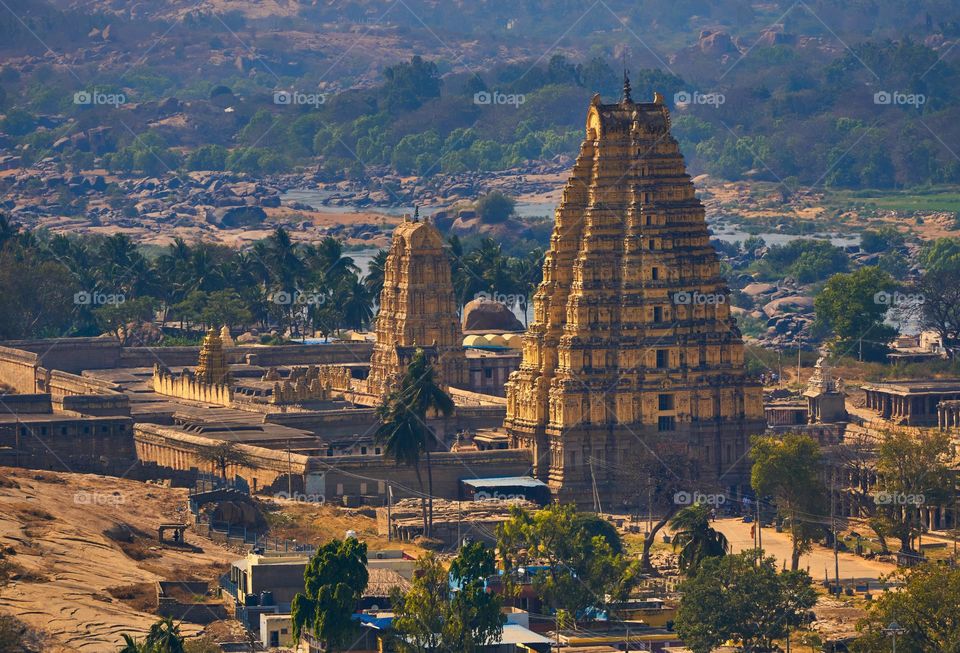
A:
366 211 467 397
196 327 231 385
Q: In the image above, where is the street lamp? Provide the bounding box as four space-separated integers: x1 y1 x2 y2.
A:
883 621 905 653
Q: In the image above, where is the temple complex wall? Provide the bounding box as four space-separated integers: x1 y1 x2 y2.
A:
0 393 51 414
134 423 533 501
45 369 122 399
0 345 40 393
0 414 135 473
152 366 234 407
308 449 533 502
121 343 375 368
134 424 310 494
1 337 122 372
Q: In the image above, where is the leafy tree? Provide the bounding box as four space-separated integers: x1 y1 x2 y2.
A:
912 243 960 356
184 144 228 171
860 226 905 254
852 563 960 652
751 433 828 570
669 503 729 575
814 266 897 361
763 239 848 283
291 538 369 653
195 441 251 481
474 191 516 224
392 543 504 653
0 246 78 339
383 55 442 112
675 551 816 653
874 429 953 553
95 296 159 342
496 503 641 621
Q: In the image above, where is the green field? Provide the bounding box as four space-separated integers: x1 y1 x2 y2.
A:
827 187 960 213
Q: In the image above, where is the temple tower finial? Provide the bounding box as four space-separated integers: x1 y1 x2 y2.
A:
621 52 632 104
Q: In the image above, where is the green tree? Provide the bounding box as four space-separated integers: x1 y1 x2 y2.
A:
675 551 816 653
669 503 729 575
814 266 897 361
496 503 641 621
389 552 447 652
383 55 442 112
751 433 828 570
364 249 388 302
118 617 185 653
852 563 960 652
474 191 516 224
874 429 953 553
375 349 454 536
912 249 960 356
392 543 504 653
291 538 369 653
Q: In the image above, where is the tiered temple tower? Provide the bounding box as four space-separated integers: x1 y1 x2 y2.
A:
504 85 765 508
196 327 231 385
366 214 467 397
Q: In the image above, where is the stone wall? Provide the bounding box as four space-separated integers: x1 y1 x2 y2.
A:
134 423 533 502
307 449 534 502
134 424 310 494
0 393 51 414
58 393 131 417
152 366 233 407
2 337 122 372
0 345 39 393
0 415 135 473
45 369 122 398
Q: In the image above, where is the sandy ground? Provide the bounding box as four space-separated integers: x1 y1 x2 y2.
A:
0 468 237 652
712 517 896 584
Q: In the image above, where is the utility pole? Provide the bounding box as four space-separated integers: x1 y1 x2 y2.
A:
797 339 802 389
647 481 652 536
286 440 292 497
757 497 762 556
832 474 840 595
387 484 393 542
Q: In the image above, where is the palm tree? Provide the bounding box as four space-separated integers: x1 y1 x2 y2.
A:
338 275 373 331
375 349 454 537
364 249 388 301
314 235 359 286
266 226 305 291
669 503 729 575
118 616 185 652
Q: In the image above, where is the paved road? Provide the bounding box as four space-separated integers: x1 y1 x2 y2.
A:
709 517 897 584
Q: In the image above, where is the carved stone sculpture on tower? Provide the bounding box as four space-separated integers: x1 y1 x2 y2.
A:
196 327 231 386
504 87 766 507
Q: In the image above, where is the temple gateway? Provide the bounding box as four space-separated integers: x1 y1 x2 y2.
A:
504 84 766 507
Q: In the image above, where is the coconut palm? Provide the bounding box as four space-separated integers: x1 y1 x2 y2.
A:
338 274 373 331
364 248 388 301
669 503 729 575
375 348 454 537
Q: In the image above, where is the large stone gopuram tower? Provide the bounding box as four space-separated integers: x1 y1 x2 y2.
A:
366 214 467 397
504 83 765 508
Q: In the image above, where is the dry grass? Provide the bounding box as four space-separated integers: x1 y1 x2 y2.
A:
107 583 157 613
